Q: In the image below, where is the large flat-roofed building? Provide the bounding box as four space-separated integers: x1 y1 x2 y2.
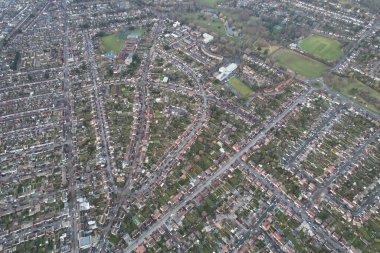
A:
214 63 238 81
79 236 91 250
203 33 214 44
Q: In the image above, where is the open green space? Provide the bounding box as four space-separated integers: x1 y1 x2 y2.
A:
102 33 125 54
272 49 328 78
181 12 239 45
228 77 253 97
300 35 342 61
101 28 144 54
197 0 225 5
119 28 144 40
252 39 280 56
109 234 121 245
326 75 380 114
183 13 225 36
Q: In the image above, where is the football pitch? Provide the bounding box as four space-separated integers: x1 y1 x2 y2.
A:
272 49 328 78
229 77 253 97
300 35 342 61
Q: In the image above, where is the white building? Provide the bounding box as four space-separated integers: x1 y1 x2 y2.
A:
125 53 133 65
203 33 214 44
79 236 92 250
215 63 238 81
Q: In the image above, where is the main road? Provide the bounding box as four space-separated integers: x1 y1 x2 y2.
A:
332 19 380 73
61 0 79 252
83 31 117 194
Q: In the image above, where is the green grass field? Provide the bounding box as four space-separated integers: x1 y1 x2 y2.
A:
272 49 328 78
326 75 380 114
229 77 253 97
101 29 144 54
119 28 144 40
182 13 239 45
198 0 225 5
300 35 342 61
102 33 125 54
183 13 225 36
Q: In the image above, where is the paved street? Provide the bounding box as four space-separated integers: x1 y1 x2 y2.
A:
83 31 117 194
61 0 79 251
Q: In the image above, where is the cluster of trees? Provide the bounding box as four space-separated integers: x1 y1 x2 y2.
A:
127 54 141 75
359 0 380 14
10 51 21 71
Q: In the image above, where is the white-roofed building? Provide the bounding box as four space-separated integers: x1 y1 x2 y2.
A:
173 21 180 28
79 236 92 249
215 63 238 81
203 33 214 44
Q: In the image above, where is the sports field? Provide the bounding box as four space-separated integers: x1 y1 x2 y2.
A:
229 77 253 97
102 33 125 54
272 49 328 78
300 35 342 61
101 29 144 54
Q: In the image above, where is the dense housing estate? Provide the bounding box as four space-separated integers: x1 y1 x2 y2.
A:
0 0 379 252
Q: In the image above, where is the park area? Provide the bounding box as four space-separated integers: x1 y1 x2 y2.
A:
228 77 253 97
197 0 225 5
300 34 342 61
325 74 380 114
182 13 225 37
101 28 144 54
272 49 328 78
181 12 240 44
